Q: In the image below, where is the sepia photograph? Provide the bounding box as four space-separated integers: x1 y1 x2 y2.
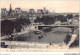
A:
0 0 79 52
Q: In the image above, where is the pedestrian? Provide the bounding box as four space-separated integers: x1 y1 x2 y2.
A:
50 43 51 46
11 34 14 41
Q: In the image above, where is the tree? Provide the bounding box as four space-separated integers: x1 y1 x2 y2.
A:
34 16 55 25
67 14 73 19
54 15 67 22
34 17 42 23
14 18 31 32
1 20 15 36
1 17 31 36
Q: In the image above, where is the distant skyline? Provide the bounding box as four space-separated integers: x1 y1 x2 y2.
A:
0 0 79 13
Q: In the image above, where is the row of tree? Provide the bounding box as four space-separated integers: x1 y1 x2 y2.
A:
34 16 55 25
34 14 73 25
1 18 31 36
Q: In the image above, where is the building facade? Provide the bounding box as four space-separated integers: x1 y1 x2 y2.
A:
1 8 8 18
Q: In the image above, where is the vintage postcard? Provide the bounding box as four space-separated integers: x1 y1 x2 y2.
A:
0 0 79 53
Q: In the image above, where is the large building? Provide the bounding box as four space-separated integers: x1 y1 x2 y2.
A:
1 8 7 14
1 4 23 19
29 9 36 19
20 11 29 19
43 7 49 14
37 7 50 17
1 8 8 18
15 8 22 14
29 9 35 13
37 9 43 18
14 8 22 18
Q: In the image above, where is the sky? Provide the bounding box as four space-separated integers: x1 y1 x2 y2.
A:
0 0 79 13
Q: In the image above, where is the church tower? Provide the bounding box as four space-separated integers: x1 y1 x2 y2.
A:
8 4 12 14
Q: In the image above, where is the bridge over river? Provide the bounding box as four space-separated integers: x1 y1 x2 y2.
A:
38 25 78 28
37 24 79 33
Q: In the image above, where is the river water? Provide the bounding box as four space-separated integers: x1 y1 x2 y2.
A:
15 27 71 44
